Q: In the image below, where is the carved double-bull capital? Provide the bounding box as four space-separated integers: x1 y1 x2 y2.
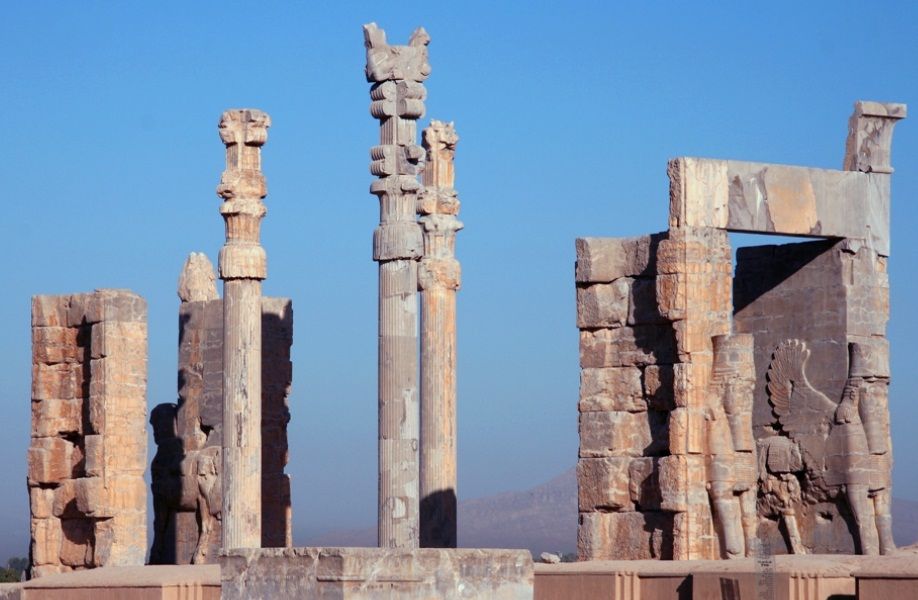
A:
363 22 431 83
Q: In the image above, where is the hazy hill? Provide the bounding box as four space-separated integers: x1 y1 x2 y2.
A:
308 468 918 555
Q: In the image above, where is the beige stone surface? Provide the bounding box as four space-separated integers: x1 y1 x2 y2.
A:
577 512 672 560
575 100 904 563
669 156 894 255
365 23 429 550
575 235 664 283
222 547 533 599
18 564 219 600
578 367 644 413
418 121 462 549
28 291 147 576
217 108 270 552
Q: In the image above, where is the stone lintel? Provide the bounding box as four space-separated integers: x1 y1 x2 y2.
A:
668 157 890 255
221 547 533 599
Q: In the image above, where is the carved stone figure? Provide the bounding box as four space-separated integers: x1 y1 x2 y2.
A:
764 339 893 555
707 334 757 558
757 436 806 554
841 343 895 554
149 404 184 564
192 446 222 564
363 22 431 83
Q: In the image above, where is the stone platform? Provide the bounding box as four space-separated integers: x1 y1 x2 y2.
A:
1 552 916 598
534 554 918 600
221 547 533 599
0 565 219 599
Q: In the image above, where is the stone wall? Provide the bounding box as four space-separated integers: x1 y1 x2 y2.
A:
29 290 147 577
150 269 292 564
575 101 903 560
575 233 674 560
735 239 892 554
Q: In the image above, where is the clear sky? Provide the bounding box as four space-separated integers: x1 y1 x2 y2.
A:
1 1 916 559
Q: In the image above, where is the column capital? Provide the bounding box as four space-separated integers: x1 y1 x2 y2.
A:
363 23 431 83
843 100 907 174
218 109 271 148
218 108 270 282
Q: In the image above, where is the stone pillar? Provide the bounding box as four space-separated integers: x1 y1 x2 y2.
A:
363 22 429 549
418 121 462 548
575 234 674 561
217 109 271 551
29 290 147 577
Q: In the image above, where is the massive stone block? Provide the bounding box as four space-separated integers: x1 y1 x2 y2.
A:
28 290 147 577
222 547 533 599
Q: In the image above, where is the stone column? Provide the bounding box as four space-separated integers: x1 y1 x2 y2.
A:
217 109 271 551
363 22 429 549
418 121 462 548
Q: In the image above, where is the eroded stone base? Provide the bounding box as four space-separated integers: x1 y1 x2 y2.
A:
221 547 533 599
535 554 918 600
14 565 219 600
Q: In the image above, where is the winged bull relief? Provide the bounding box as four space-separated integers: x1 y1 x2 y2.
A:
760 339 894 555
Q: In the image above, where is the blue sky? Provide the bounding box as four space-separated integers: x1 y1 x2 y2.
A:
1 2 916 558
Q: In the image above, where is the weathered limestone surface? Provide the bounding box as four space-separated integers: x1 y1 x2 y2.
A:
575 233 678 561
150 256 292 565
667 116 904 257
669 158 885 247
29 290 147 577
575 100 904 562
221 547 534 599
16 564 221 600
533 555 893 600
217 108 270 551
365 22 429 549
735 240 894 555
418 121 462 549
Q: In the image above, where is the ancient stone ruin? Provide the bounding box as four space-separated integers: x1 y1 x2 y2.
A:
20 17 917 600
575 101 905 561
29 290 148 577
149 254 292 565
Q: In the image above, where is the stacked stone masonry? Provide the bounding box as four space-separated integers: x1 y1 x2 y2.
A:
29 290 147 577
576 101 905 561
150 254 292 565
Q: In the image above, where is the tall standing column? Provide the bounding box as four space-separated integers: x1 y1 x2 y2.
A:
363 22 430 548
217 108 271 550
418 121 462 547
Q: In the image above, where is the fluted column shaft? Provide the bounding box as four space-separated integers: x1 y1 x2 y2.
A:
217 108 271 551
364 22 430 549
418 122 462 548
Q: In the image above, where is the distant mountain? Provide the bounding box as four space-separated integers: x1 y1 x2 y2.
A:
307 468 918 554
307 469 576 555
